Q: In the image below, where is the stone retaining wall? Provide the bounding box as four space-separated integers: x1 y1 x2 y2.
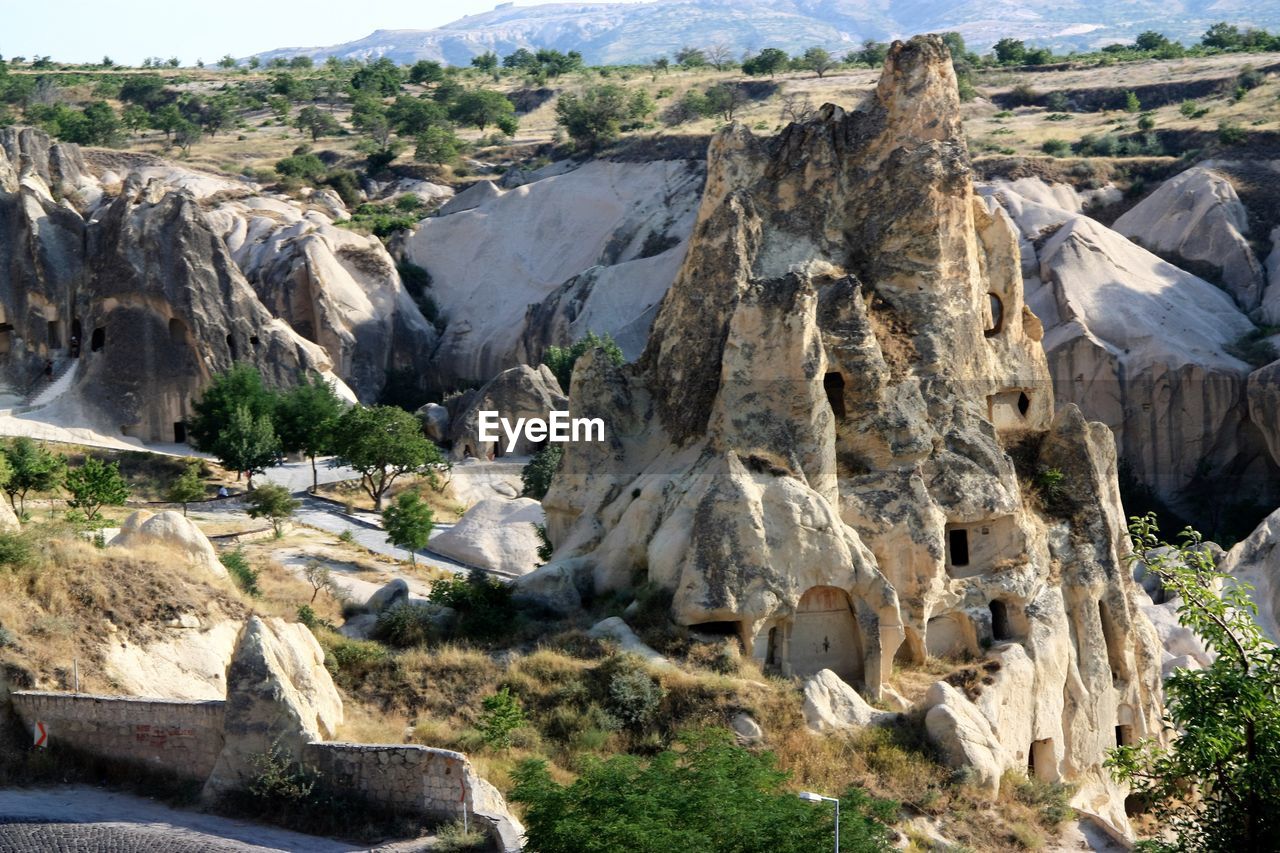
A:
10 691 225 781
304 742 469 820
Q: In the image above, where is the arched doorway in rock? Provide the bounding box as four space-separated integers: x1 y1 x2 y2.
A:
822 372 846 420
90 327 105 353
985 293 1004 337
789 586 863 684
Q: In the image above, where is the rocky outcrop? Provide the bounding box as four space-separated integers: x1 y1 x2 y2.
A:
403 159 703 387
982 180 1280 511
113 509 226 577
428 497 545 575
1247 359 1280 469
1115 164 1266 312
203 616 343 800
1221 508 1280 642
803 669 896 732
448 364 566 459
518 36 1164 825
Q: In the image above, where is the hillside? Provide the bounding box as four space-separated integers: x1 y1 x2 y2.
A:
253 0 1280 66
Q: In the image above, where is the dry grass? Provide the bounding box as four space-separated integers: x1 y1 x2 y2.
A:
315 474 465 522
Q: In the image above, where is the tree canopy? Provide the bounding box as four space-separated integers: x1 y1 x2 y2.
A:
331 405 444 509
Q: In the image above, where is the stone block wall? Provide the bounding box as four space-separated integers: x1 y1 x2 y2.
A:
10 691 226 781
303 742 469 821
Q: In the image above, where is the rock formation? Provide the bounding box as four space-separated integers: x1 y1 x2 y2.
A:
113 509 226 577
402 159 703 387
1221 508 1280 642
428 497 545 575
981 180 1280 511
520 36 1165 827
448 363 566 460
203 616 344 800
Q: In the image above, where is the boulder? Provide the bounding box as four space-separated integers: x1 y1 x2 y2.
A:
730 712 764 744
0 498 20 532
802 669 897 732
437 179 503 216
364 578 409 613
402 159 703 386
113 510 225 577
923 682 1005 794
511 557 591 615
448 364 567 460
418 401 450 442
429 498 545 575
587 616 672 669
203 616 344 800
1114 164 1265 312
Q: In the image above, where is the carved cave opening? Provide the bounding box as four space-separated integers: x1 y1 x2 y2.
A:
90 327 105 352
985 293 1004 337
823 371 846 420
790 586 864 685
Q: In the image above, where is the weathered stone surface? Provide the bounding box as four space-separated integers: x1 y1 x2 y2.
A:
520 36 1164 827
402 159 703 386
924 681 1006 793
448 364 566 460
203 617 343 800
0 498 20 532
587 617 673 669
982 180 1279 510
1221 507 1280 641
113 510 226 577
418 401 450 442
1247 358 1280 469
364 578 410 612
1115 164 1266 312
429 497 545 575
802 669 896 732
730 712 763 744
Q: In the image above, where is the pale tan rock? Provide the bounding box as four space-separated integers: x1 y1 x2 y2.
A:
0 498 20 532
802 669 896 732
587 617 672 669
114 510 226 578
449 364 566 460
1221 507 1280 641
429 497 545 575
924 681 1006 793
105 618 241 700
203 616 343 800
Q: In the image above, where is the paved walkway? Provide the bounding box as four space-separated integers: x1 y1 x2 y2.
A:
0 787 431 852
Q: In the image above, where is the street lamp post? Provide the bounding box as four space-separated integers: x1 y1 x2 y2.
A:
799 790 839 852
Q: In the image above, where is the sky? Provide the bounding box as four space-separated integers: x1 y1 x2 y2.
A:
0 0 644 66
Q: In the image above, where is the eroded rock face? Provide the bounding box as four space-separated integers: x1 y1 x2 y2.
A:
403 159 703 387
428 497 545 575
203 616 343 800
448 364 566 460
1222 508 1280 642
1115 164 1266 312
981 181 1280 511
521 36 1164 823
113 509 226 577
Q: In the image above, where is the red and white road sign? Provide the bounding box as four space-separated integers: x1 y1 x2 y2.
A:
33 721 47 748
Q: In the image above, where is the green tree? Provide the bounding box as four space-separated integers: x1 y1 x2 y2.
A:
121 104 150 134
276 374 345 493
331 405 443 510
799 46 835 78
853 39 888 67
65 456 129 521
1134 31 1171 52
503 49 539 71
217 54 237 69
674 46 707 68
387 95 449 136
350 57 404 96
940 32 967 59
1202 22 1242 49
245 482 300 537
189 364 277 454
167 462 206 516
742 47 790 77
542 330 624 389
993 37 1027 64
293 105 340 141
414 124 461 165
1124 90 1141 112
554 85 652 149
471 51 499 75
511 729 896 853
479 687 526 749
2 438 64 514
521 445 563 501
217 405 281 488
450 89 517 133
408 59 444 85
382 491 433 564
1108 514 1280 850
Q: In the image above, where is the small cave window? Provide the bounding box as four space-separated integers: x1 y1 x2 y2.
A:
823 371 846 420
90 327 105 352
1017 391 1031 417
226 334 237 360
173 422 187 443
766 626 779 666
948 528 970 567
1028 738 1055 780
1099 599 1128 684
990 599 1013 641
1115 725 1135 747
985 293 1004 338
249 335 260 347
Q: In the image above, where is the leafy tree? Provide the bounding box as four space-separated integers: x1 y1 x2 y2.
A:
387 95 449 136
1124 90 1141 112
217 405 281 487
742 48 790 77
503 48 539 70
852 39 888 67
382 491 433 564
189 364 277 454
409 59 444 85
1108 514 1280 850
65 456 129 521
511 728 896 853
1203 22 1243 49
276 374 345 493
293 105 340 141
275 151 327 180
674 46 707 68
428 567 515 641
479 687 526 749
542 330 624 389
993 37 1027 64
350 57 404 95
217 54 237 69
940 32 967 59
351 94 393 149
167 462 206 516
289 56 313 70
799 46 836 78
450 89 518 134
703 83 744 122
1024 47 1054 66
1134 31 1171 52
414 124 461 165
121 104 150 133
471 52 499 75
331 405 443 509
2 438 64 514
535 48 583 78
554 84 652 148
521 445 563 501
245 482 300 538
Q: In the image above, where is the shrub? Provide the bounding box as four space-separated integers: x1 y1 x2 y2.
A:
1044 91 1069 112
1137 112 1156 131
1218 120 1246 146
373 601 440 648
1123 90 1141 112
1040 138 1070 157
321 634 388 684
589 654 665 732
428 568 516 641
521 445 563 501
221 547 260 597
1009 83 1039 106
1007 771 1075 827
244 483 300 538
542 330 624 390
1226 327 1279 367
479 686 527 749
435 820 488 852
